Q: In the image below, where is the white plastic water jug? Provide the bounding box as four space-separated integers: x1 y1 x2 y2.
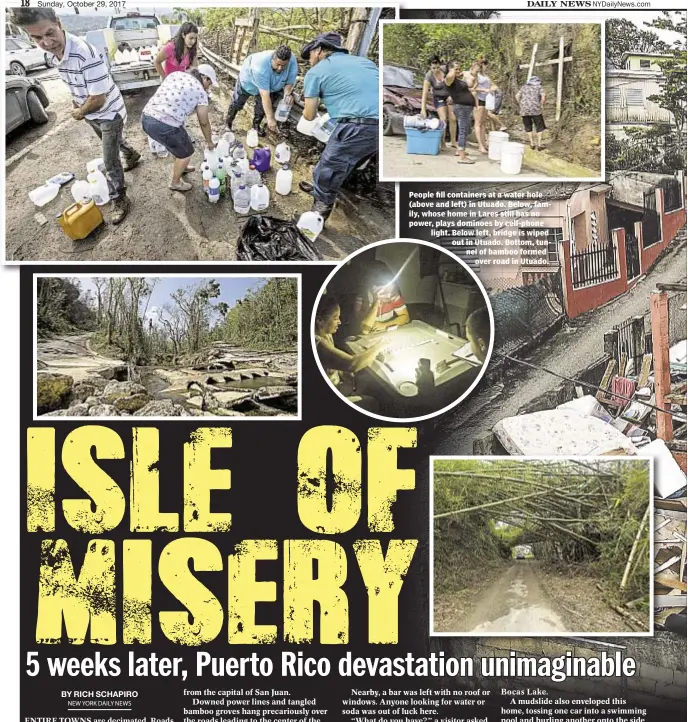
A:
230 169 244 198
148 136 168 157
296 114 318 136
208 177 220 203
71 180 92 204
500 142 525 175
237 157 250 175
122 48 132 63
487 131 509 162
202 168 213 192
233 184 250 215
223 130 235 146
29 182 61 207
114 49 125 65
86 158 106 174
233 143 247 161
217 136 230 158
206 149 219 173
246 165 261 188
131 48 140 62
275 142 291 164
246 128 259 148
275 164 293 195
87 169 110 206
311 113 334 143
250 182 270 211
485 92 496 111
297 210 324 241
275 97 291 123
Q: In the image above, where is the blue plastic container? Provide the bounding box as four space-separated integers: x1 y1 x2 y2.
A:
405 127 443 155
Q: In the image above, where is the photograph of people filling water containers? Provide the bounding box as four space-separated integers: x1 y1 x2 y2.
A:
311 239 494 422
4 6 395 263
379 20 604 182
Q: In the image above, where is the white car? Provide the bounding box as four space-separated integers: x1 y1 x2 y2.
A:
5 37 50 76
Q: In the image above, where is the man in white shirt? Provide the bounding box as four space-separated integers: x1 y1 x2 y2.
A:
11 7 140 224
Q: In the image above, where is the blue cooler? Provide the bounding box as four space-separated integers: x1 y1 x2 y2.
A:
405 127 443 155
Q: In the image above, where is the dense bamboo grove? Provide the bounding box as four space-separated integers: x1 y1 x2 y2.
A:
434 459 650 603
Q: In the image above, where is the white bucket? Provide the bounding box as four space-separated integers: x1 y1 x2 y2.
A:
488 131 509 162
500 142 525 175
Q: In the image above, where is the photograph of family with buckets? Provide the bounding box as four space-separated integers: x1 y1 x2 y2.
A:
380 20 603 182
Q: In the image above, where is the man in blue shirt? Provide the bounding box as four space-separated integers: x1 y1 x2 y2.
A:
225 45 297 136
299 32 379 223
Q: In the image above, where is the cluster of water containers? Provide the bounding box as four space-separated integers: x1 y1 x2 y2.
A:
64 158 110 206
113 45 157 65
194 129 295 215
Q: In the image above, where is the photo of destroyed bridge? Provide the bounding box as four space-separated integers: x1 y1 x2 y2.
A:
5 6 395 262
432 457 652 636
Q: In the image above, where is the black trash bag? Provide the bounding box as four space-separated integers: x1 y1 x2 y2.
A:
237 215 321 262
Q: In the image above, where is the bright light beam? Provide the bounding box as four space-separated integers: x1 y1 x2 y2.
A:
383 246 419 291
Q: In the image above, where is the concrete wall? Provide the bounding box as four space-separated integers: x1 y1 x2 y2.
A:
473 635 686 711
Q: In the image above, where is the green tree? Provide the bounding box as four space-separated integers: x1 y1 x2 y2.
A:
605 18 668 68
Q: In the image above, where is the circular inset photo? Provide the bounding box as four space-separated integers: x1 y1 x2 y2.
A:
311 239 494 422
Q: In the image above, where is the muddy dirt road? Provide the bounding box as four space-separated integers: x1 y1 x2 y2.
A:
440 562 567 634
6 67 394 262
435 561 636 635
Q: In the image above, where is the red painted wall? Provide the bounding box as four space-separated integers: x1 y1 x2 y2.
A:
641 188 687 273
562 187 687 319
561 231 628 319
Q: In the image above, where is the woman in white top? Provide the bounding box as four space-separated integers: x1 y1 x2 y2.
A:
141 65 218 191
314 295 385 412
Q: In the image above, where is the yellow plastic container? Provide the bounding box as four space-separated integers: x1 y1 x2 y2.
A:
57 200 103 240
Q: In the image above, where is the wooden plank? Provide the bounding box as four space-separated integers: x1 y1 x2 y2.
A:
556 36 565 122
519 57 572 69
596 359 617 402
655 595 687 607
619 352 628 379
637 354 653 388
527 43 538 80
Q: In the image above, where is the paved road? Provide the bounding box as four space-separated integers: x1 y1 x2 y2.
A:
460 562 566 634
435 230 687 455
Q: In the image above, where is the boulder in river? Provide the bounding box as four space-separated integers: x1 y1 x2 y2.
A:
88 404 121 417
37 373 74 414
113 394 150 413
103 381 150 412
133 400 192 417
72 383 97 402
98 365 129 381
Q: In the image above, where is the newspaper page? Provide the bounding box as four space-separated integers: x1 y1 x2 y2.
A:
1 1 686 722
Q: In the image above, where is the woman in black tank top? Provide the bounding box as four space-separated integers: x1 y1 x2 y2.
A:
420 55 457 150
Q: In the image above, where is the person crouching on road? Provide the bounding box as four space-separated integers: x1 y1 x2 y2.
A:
298 32 379 223
11 6 140 225
141 65 219 192
225 45 297 136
